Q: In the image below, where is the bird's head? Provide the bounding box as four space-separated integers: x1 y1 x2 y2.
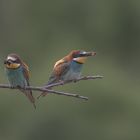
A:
73 50 96 64
4 54 22 69
69 50 96 58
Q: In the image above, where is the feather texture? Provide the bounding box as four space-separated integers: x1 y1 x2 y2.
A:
38 50 95 98
5 54 36 108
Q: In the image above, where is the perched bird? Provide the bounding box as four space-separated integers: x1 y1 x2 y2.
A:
4 53 36 108
38 50 96 98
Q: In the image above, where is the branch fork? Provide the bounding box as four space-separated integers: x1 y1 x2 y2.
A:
0 75 103 100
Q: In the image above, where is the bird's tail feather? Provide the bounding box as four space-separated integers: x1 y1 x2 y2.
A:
20 89 36 109
37 87 50 99
37 76 58 99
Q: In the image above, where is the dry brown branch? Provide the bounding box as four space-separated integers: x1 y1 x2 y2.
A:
46 75 103 88
0 84 88 100
0 75 103 100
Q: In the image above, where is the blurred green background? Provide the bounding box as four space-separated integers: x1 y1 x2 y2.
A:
0 0 140 140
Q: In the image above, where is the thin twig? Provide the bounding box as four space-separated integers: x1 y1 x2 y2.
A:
46 75 103 88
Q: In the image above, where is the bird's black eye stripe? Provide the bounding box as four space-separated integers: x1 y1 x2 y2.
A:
6 59 19 64
11 59 19 63
12 60 17 63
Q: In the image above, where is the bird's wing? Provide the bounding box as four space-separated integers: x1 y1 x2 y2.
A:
47 71 59 85
22 62 30 80
53 59 69 76
54 59 65 69
21 62 36 108
47 61 70 85
59 62 71 76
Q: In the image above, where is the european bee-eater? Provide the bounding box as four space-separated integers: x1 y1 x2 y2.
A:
4 53 36 108
38 50 96 98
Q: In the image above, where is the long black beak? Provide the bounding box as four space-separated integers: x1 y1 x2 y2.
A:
78 51 96 57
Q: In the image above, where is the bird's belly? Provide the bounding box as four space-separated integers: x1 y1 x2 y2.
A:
62 69 81 81
61 62 82 81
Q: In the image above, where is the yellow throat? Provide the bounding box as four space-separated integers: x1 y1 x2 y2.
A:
6 63 20 69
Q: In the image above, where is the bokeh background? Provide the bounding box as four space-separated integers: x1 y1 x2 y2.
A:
0 0 140 140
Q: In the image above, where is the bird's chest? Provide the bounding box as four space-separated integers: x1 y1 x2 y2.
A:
70 61 83 72
62 61 83 80
6 67 26 87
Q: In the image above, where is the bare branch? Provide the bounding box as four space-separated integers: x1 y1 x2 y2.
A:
0 84 88 100
0 75 103 101
46 75 103 88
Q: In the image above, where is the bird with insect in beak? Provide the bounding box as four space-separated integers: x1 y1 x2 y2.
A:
4 53 36 109
38 50 96 98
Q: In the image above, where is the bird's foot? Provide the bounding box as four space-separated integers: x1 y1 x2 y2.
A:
17 85 21 88
10 86 15 89
73 79 78 83
58 80 65 85
23 86 27 90
17 85 26 90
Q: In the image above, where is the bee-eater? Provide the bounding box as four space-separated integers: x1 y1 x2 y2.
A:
38 50 96 98
4 53 36 108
